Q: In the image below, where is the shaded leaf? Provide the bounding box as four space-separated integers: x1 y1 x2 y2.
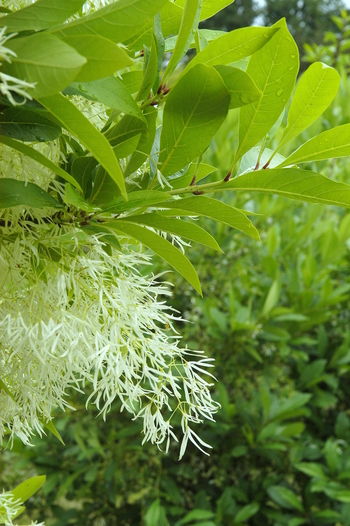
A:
38 93 126 198
125 106 157 176
0 107 61 143
0 178 62 209
233 503 260 523
0 135 80 190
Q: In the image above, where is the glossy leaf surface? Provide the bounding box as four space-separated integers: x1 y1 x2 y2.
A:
276 62 340 152
159 64 230 176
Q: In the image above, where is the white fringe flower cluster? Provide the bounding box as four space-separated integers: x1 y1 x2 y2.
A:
0 212 218 457
0 491 44 526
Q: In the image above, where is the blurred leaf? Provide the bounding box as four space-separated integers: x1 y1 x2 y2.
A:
176 509 215 525
267 486 304 512
233 503 259 523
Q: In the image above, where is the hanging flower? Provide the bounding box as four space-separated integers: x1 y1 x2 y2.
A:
0 210 219 457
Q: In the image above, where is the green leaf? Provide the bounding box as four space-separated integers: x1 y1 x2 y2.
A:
294 462 327 478
155 196 260 240
69 76 144 121
0 135 81 190
275 62 340 152
106 112 146 148
2 32 86 99
104 220 202 294
269 392 312 421
185 26 279 73
277 123 350 168
60 35 133 82
163 0 202 81
215 66 261 109
175 0 234 21
267 486 304 512
159 64 230 176
89 167 121 206
52 0 168 44
136 33 158 102
122 213 222 251
114 134 141 159
312 510 342 523
121 71 143 95
0 107 61 143
71 156 98 198
0 178 62 209
38 93 126 198
262 280 280 316
101 190 172 213
42 420 65 446
235 24 299 162
0 0 85 31
11 476 46 504
237 147 286 175
125 106 157 176
233 503 260 523
64 183 100 212
177 509 215 525
225 167 350 208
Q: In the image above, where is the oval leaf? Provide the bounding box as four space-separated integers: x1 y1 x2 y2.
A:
159 63 230 176
267 486 304 512
276 62 340 152
2 32 86 99
11 476 46 504
0 107 61 143
234 23 299 162
215 66 261 108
